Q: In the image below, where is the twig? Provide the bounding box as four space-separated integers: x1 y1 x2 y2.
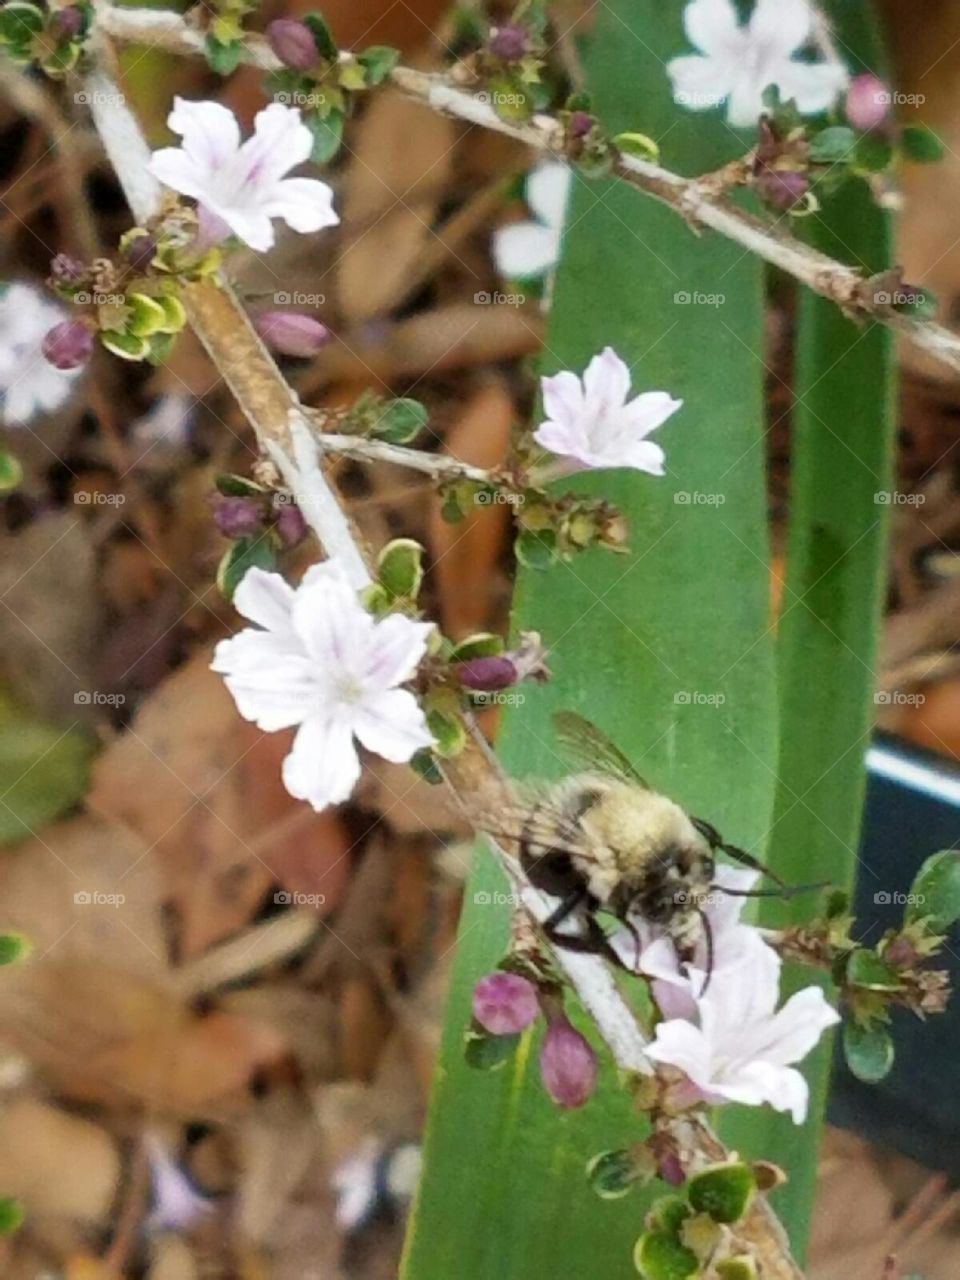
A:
95 2 960 380
310 428 498 485
81 38 805 1280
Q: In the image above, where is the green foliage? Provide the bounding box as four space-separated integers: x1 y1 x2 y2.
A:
216 532 277 599
0 1198 23 1235
686 1163 756 1225
907 850 960 933
843 1020 895 1083
0 449 23 493
376 538 424 601
900 124 945 164
0 701 93 846
374 397 429 444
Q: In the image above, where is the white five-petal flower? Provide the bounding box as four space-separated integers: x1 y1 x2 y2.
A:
535 346 681 475
493 160 571 280
646 937 840 1123
149 98 339 253
212 561 434 812
0 283 81 426
668 0 849 128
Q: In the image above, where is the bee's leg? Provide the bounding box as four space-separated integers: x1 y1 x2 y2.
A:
541 893 626 969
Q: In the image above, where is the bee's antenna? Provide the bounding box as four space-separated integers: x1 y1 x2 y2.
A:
621 917 642 971
711 882 829 900
695 907 714 997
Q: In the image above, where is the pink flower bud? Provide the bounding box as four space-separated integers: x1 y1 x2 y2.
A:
489 24 529 62
255 311 331 359
41 320 93 370
212 494 264 538
123 232 158 270
539 1016 597 1108
755 168 809 211
266 19 319 72
458 655 519 691
845 73 892 132
49 253 87 285
885 937 919 968
275 500 308 549
569 111 594 140
51 5 84 38
473 972 540 1035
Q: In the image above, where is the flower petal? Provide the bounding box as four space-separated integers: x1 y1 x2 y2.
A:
683 0 740 54
352 688 434 763
364 613 433 689
647 1018 714 1090
582 346 631 416
618 440 667 476
239 102 314 187
540 369 585 429
283 714 361 810
621 391 683 439
733 1060 810 1123
533 419 592 468
776 59 849 116
747 984 840 1067
749 0 811 55
212 635 315 731
148 149 212 204
291 571 372 666
263 177 339 234
525 160 571 229
166 97 241 170
492 221 559 279
667 54 732 112
232 567 296 633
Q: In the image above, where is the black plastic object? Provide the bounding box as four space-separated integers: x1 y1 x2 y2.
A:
828 732 960 1171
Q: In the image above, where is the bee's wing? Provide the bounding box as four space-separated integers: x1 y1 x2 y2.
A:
553 711 651 789
460 777 596 864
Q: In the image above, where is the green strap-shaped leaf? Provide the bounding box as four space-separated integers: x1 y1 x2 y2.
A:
717 2 895 1259
403 2 774 1274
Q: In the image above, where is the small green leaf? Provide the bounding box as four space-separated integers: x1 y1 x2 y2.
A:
515 529 558 570
357 44 400 86
99 330 150 361
426 709 466 758
824 888 850 919
0 3 43 45
488 75 534 123
216 534 277 600
216 473 267 498
204 35 244 76
0 711 93 846
647 1196 691 1237
854 132 893 173
306 108 345 164
907 849 960 933
687 1162 756 1224
843 1019 895 1084
808 125 857 163
374 397 429 444
377 537 425 599
146 332 178 366
127 293 169 338
0 933 30 965
302 11 338 60
410 747 443 784
449 633 506 662
614 131 660 162
716 1258 759 1280
0 448 23 493
586 1149 646 1200
464 1028 519 1070
0 1198 23 1235
845 947 902 992
901 124 945 163
156 292 187 333
633 1230 699 1280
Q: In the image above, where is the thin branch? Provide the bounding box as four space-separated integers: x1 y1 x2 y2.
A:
96 1 960 380
311 429 497 485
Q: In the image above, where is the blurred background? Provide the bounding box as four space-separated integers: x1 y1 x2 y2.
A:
1 0 959 1276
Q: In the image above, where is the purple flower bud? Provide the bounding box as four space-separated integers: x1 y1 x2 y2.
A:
885 937 919 968
123 232 158 271
539 1017 597 1108
473 972 540 1035
755 167 809 211
489 24 529 62
212 494 265 539
275 500 308 549
49 253 87 286
569 111 594 140
266 19 319 72
458 655 519 691
845 73 891 133
51 5 84 38
254 311 331 359
41 320 93 370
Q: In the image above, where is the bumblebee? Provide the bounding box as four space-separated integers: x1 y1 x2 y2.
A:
472 712 797 976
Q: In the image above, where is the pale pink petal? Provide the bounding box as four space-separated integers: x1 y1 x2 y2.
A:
148 148 212 203
212 203 277 252
533 419 590 466
353 688 434 762
621 391 683 439
493 221 559 279
525 161 571 229
775 60 849 116
749 0 811 56
582 346 631 416
239 102 314 186
364 614 433 689
668 55 732 112
540 369 585 429
734 1060 810 1123
231 567 296 633
166 97 241 170
684 0 740 53
618 440 667 475
212 641 315 731
283 714 361 809
745 985 840 1067
647 1019 714 1089
291 575 372 665
263 177 340 233
726 73 768 127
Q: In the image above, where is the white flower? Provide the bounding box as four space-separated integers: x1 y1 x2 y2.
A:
493 161 571 279
211 560 434 812
647 940 840 1123
535 346 681 474
149 98 339 253
145 1135 213 1233
0 283 80 426
668 0 848 128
